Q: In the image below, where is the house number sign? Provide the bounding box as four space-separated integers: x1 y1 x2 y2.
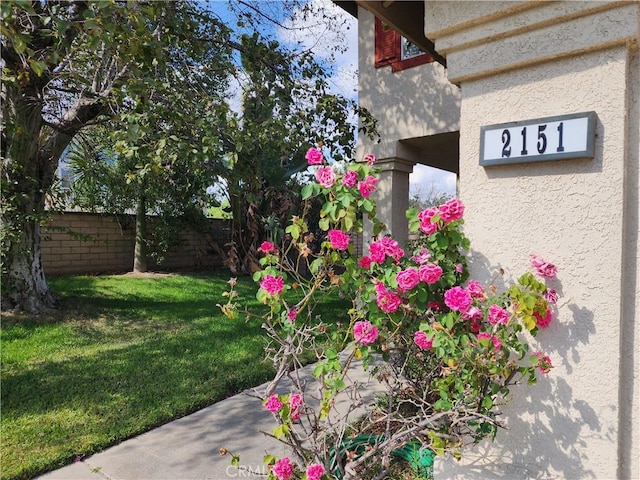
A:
480 111 596 166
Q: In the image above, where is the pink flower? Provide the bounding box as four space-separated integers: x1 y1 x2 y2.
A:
289 393 303 421
418 207 439 235
358 255 372 269
305 147 323 165
530 254 558 279
455 263 464 273
272 457 294 480
462 306 483 321
260 275 284 296
419 263 443 284
396 267 420 291
534 308 552 328
342 170 358 188
316 166 336 188
306 463 325 480
287 308 298 322
260 241 275 253
533 351 553 374
477 332 501 350
544 289 558 304
467 280 484 298
412 248 431 264
375 283 402 313
369 237 404 264
328 229 350 250
488 304 510 326
353 320 379 345
358 175 377 198
444 286 472 312
413 331 433 350
364 153 377 166
439 198 465 223
265 394 283 413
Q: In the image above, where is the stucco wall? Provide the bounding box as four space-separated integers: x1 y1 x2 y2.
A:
421 1 639 478
356 8 460 162
453 44 630 480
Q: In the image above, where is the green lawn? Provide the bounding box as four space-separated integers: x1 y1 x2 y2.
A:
0 272 349 480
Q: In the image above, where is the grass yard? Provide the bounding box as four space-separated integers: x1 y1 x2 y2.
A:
0 272 349 480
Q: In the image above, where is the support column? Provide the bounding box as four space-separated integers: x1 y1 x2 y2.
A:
363 158 414 248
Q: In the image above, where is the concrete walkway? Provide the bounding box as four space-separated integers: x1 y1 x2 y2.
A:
36 357 384 480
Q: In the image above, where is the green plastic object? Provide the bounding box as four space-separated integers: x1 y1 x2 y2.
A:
329 435 435 479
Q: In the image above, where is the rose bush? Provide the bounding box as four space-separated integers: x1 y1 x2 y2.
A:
220 146 558 479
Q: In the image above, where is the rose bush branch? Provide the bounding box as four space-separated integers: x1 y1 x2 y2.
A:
218 145 559 480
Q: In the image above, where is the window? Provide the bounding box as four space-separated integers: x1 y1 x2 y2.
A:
374 17 434 72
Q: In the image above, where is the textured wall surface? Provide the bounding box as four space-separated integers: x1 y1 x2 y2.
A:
356 8 461 160
41 213 229 275
354 0 638 477
451 44 629 480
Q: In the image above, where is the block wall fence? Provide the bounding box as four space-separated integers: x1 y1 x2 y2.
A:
40 212 365 276
40 212 230 276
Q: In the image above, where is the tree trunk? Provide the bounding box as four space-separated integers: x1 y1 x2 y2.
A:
133 193 148 273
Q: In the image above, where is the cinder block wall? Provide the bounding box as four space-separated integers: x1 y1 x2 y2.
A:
41 212 229 275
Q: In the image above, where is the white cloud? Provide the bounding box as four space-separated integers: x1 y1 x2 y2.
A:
410 165 457 197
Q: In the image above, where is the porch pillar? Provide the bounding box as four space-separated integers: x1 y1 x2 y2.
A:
363 157 414 248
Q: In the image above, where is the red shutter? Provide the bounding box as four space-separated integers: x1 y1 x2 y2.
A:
374 17 399 68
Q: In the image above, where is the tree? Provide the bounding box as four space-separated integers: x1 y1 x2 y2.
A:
1 0 231 311
1 0 375 312
219 31 363 274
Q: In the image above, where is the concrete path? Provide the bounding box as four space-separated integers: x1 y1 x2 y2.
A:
36 356 384 480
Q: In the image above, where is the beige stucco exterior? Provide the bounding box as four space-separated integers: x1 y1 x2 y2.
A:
352 1 639 478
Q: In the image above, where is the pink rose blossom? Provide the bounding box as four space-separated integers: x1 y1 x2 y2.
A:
364 153 377 166
439 198 465 223
462 306 483 321
369 237 404 264
358 175 377 198
305 147 323 165
477 332 501 350
316 166 336 188
375 283 402 313
414 331 433 350
419 263 443 284
418 207 439 235
530 254 558 278
534 308 552 328
412 248 431 264
272 457 294 480
260 275 284 296
353 320 379 345
287 308 298 322
488 304 510 326
533 351 553 374
289 393 303 421
358 255 372 269
455 263 464 273
467 280 484 299
328 229 350 250
544 289 558 304
396 267 420 291
342 170 358 188
444 286 472 312
260 241 275 253
265 394 283 413
306 464 325 480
